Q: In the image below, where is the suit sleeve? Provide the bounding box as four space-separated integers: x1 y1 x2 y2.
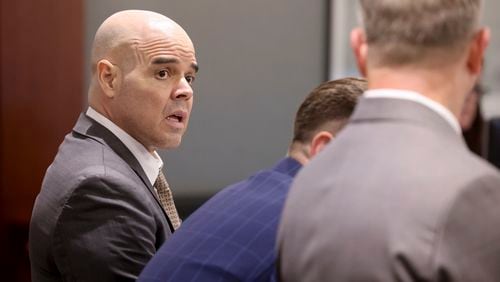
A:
432 173 500 282
52 174 160 282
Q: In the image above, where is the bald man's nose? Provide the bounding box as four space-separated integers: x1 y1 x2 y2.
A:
171 78 193 100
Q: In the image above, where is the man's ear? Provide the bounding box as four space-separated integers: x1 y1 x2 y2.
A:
350 28 368 77
467 28 490 75
97 59 120 98
310 131 334 158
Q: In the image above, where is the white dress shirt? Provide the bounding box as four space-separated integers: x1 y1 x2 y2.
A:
86 107 162 185
364 89 461 134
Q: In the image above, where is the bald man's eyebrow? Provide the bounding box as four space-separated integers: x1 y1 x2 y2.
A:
151 57 199 73
192 63 199 73
151 57 179 65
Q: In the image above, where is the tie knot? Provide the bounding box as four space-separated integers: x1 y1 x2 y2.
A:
154 170 169 190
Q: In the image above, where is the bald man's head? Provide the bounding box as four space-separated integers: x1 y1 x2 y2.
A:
88 10 198 152
90 10 194 74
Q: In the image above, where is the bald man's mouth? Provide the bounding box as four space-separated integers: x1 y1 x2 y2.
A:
166 111 187 128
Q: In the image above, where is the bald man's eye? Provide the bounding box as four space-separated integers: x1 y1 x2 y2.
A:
156 70 169 80
185 75 195 85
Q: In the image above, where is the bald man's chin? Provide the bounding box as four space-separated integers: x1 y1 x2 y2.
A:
155 136 183 150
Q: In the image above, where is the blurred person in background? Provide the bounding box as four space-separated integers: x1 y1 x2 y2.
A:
460 81 500 169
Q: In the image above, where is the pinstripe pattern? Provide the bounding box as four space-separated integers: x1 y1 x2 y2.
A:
139 158 302 282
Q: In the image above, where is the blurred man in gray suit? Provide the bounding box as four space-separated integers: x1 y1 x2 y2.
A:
278 0 500 281
29 10 198 281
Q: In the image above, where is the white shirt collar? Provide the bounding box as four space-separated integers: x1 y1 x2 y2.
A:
86 107 163 185
363 89 461 134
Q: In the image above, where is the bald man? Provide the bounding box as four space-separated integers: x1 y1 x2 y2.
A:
29 10 198 281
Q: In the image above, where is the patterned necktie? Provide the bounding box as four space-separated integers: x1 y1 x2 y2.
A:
154 170 181 230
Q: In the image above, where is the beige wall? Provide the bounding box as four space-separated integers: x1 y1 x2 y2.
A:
481 0 500 118
483 0 500 92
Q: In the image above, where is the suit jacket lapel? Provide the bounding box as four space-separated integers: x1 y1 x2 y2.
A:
72 114 172 225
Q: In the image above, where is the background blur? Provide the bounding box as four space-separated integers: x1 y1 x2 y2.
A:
1 0 499 280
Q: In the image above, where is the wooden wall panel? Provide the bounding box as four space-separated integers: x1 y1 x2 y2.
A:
1 1 83 280
1 0 83 224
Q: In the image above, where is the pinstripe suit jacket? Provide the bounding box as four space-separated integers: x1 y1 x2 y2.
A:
29 114 172 282
138 157 302 282
278 97 500 282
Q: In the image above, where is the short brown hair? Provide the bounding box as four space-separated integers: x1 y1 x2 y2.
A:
359 0 482 66
292 77 367 143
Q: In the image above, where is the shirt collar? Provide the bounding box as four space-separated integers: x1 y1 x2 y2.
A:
86 107 163 185
274 157 303 178
363 89 461 134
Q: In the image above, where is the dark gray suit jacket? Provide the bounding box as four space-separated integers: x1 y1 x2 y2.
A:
29 114 172 282
278 97 500 282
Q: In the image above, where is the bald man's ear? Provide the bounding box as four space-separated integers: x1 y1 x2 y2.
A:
97 59 120 98
351 28 368 77
310 131 334 158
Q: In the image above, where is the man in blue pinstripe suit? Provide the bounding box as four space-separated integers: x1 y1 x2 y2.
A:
138 77 366 282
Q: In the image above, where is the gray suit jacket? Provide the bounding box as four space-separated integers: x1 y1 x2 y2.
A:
278 97 500 282
29 114 172 282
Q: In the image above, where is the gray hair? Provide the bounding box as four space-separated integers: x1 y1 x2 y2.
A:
359 0 482 67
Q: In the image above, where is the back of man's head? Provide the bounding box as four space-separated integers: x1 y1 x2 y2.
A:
359 0 482 67
292 77 367 145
